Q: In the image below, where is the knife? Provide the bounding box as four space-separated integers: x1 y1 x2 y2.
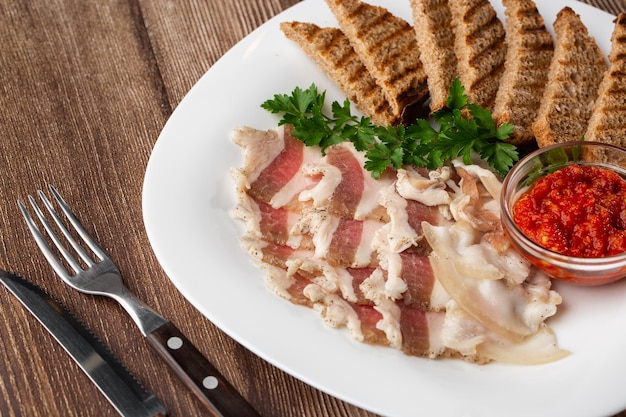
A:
0 270 167 417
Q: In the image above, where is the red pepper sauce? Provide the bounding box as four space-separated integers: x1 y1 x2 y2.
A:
513 164 626 258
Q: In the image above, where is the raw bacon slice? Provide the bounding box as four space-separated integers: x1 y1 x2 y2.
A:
398 305 446 358
248 126 304 203
406 199 442 237
351 303 389 346
326 219 363 265
398 251 438 309
293 208 384 267
325 145 364 218
347 267 377 305
256 201 291 247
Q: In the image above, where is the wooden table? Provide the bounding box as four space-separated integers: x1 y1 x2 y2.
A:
0 1 623 416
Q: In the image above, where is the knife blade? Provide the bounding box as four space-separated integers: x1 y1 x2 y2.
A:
0 270 167 417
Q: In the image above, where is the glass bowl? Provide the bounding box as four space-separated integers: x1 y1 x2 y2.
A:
500 141 626 286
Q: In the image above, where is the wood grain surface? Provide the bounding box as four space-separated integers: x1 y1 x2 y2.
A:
0 1 624 416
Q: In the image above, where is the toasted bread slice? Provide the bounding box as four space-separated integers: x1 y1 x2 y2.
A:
449 0 507 110
280 21 398 126
409 0 458 112
584 13 626 162
532 7 607 148
492 0 554 146
324 0 429 122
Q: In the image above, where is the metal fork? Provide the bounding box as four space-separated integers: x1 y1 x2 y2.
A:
19 185 261 417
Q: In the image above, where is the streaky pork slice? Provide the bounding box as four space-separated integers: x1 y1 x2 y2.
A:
532 7 607 148
492 0 554 146
280 21 399 126
324 0 430 123
584 12 626 162
449 0 507 110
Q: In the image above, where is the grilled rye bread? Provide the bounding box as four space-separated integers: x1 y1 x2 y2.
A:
280 21 399 126
324 0 429 122
584 12 626 160
492 0 554 146
449 0 507 110
409 0 458 112
532 7 607 148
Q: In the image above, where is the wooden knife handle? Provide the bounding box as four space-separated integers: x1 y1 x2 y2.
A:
146 321 262 417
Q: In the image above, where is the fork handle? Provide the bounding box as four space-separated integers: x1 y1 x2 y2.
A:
145 321 262 417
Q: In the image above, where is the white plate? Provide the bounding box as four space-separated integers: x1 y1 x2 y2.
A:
142 1 625 416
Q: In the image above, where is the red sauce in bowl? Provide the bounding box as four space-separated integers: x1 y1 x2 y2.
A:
512 164 626 258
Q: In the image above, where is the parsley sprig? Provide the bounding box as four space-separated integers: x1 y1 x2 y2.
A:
261 79 517 178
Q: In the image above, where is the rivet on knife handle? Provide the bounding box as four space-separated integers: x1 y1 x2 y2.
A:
147 322 261 417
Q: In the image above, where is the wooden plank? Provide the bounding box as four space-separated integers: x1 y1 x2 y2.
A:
0 1 188 416
139 0 302 107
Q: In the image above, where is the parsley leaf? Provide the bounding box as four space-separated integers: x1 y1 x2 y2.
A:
261 79 518 177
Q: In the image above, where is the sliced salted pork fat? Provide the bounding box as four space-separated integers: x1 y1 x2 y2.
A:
232 126 567 364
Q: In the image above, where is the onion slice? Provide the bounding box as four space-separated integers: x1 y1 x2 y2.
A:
424 220 560 341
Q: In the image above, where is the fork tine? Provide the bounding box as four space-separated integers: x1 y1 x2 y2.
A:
47 185 109 261
27 194 87 273
18 199 75 278
36 189 96 269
